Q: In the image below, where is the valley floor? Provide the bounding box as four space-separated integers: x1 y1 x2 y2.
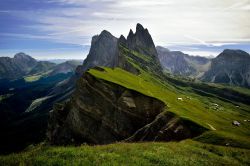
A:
0 140 249 166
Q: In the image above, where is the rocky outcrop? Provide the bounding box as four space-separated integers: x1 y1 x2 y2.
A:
126 24 158 60
202 49 250 87
77 24 162 76
48 71 165 145
156 46 210 77
126 111 206 142
80 30 118 73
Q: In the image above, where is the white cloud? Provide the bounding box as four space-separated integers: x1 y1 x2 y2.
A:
3 0 250 52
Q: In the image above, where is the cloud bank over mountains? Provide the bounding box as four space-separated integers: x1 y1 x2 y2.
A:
0 0 249 58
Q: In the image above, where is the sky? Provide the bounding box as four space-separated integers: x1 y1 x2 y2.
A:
0 0 249 59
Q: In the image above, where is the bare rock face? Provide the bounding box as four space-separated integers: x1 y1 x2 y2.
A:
48 72 165 145
126 24 158 59
76 24 162 77
79 30 118 73
126 111 206 142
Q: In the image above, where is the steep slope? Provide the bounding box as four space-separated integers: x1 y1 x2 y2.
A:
80 30 118 72
48 71 166 145
202 49 250 87
156 46 210 76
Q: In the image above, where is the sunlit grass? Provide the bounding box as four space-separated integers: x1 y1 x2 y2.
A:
89 67 250 148
1 141 249 166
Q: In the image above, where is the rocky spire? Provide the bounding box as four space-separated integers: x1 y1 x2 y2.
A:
81 30 118 72
125 23 159 59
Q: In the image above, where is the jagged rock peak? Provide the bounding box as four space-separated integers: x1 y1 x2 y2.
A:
127 29 134 39
92 30 115 45
118 35 127 45
136 23 145 32
80 29 118 73
126 23 158 58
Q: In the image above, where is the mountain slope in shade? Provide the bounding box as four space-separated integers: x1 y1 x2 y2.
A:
0 57 82 153
156 46 210 77
0 53 38 79
202 49 250 87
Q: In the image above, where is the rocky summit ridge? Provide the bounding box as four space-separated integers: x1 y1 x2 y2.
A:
47 24 206 145
77 23 162 76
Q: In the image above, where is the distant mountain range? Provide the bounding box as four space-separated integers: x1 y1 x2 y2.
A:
0 53 37 79
156 46 211 77
0 53 82 80
156 46 250 88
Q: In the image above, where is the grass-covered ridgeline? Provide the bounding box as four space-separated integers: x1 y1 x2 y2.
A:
89 67 250 148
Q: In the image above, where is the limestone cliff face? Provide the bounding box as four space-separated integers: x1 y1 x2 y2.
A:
80 30 118 73
77 23 162 76
126 111 206 142
48 71 165 145
126 24 158 59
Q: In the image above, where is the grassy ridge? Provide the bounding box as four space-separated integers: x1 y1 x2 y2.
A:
89 67 250 148
0 140 249 166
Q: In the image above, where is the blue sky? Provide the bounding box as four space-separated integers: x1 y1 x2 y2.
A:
0 0 249 59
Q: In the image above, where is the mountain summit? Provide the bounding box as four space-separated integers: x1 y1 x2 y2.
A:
81 30 118 72
77 23 162 75
202 49 250 87
126 23 158 58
